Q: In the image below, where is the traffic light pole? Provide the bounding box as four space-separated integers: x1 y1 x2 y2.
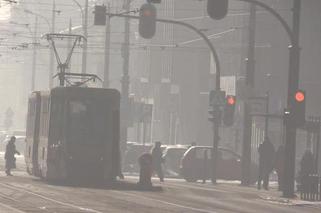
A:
120 0 131 157
235 0 300 198
283 0 301 198
104 12 222 183
103 3 111 88
241 4 256 186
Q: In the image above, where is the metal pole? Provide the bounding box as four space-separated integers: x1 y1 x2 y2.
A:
283 0 301 198
264 91 270 137
81 0 88 74
103 3 111 88
49 0 56 89
67 18 72 73
120 0 131 154
241 3 256 186
316 117 320 174
31 16 38 91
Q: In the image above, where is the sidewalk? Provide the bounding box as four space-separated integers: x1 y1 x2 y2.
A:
215 179 321 207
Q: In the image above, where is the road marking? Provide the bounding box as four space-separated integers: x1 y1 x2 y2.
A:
0 202 26 213
0 183 102 213
113 190 218 213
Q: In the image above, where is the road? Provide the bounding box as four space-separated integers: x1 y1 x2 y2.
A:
0 154 320 213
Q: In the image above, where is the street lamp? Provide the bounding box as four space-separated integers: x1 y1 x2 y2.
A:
71 0 85 25
23 9 51 91
24 9 51 30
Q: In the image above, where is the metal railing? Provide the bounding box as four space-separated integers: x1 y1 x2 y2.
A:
300 174 321 201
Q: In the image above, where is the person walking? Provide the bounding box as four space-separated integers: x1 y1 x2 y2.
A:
257 137 275 190
151 141 164 182
5 136 20 176
298 149 315 187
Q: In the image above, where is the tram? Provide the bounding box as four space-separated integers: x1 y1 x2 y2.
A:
25 86 121 181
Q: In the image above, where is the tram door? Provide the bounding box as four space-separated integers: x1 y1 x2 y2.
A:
25 92 41 176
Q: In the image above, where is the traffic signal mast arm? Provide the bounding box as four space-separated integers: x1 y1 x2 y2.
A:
104 12 221 90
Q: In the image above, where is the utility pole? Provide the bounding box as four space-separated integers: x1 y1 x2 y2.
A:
241 3 256 186
67 18 72 72
31 16 38 91
120 0 131 154
103 3 111 88
283 0 301 198
49 0 56 89
82 0 88 74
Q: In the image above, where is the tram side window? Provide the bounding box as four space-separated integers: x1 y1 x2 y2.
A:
40 98 50 136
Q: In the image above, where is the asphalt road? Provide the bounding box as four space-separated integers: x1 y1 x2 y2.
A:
0 154 320 213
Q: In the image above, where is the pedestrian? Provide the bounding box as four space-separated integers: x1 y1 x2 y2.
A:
274 144 285 191
298 149 314 187
137 153 153 189
257 137 275 190
151 141 164 182
5 136 20 176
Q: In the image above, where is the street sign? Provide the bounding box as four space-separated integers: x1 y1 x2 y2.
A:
209 90 226 107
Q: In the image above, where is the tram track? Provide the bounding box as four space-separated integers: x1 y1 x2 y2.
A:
0 182 103 213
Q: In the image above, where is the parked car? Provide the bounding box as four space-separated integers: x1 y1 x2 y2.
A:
162 145 189 177
180 146 258 183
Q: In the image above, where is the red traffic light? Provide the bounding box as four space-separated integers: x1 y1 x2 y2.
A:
227 96 235 105
295 91 305 102
139 3 157 39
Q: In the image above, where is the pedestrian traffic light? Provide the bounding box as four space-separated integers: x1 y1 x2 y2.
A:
139 3 157 39
223 95 236 126
94 5 106 26
292 90 306 127
207 0 229 20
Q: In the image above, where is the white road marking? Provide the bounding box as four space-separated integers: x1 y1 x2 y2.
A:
0 183 103 213
113 190 218 213
0 202 26 213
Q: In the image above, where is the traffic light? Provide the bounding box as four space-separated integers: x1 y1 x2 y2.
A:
223 95 236 126
207 0 229 20
292 89 306 127
94 5 106 26
139 3 157 39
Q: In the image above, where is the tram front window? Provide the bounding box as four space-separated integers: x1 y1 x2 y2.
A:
67 99 106 145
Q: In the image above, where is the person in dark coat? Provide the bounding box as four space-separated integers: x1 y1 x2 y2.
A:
257 137 275 190
298 149 315 186
274 144 285 191
138 153 153 188
5 136 20 176
151 141 164 182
